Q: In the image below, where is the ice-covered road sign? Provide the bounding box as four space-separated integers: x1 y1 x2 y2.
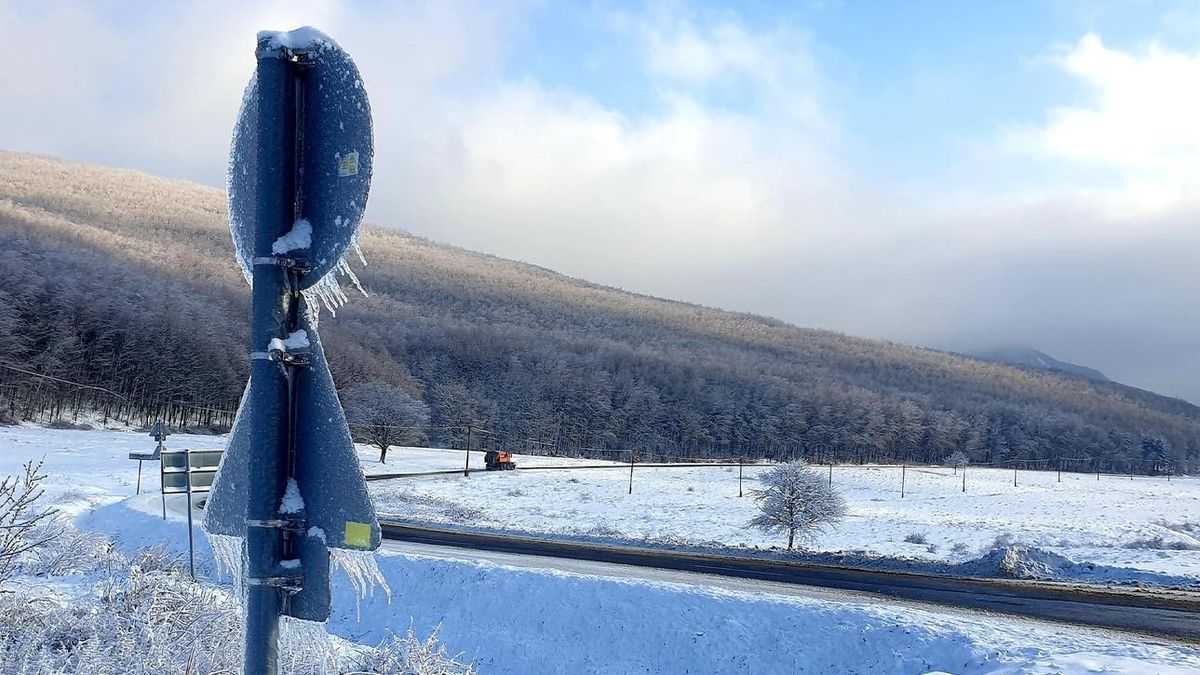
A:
205 28 380 672
227 28 373 289
205 312 381 619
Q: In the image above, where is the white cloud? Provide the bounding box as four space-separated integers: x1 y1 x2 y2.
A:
635 12 830 134
0 0 524 182
367 9 850 285
1004 33 1200 214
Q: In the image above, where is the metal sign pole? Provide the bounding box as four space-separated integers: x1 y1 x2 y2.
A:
157 430 167 516
243 43 297 675
161 457 168 520
184 447 196 581
209 28 381 671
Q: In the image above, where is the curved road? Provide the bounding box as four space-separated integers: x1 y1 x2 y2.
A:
380 522 1200 643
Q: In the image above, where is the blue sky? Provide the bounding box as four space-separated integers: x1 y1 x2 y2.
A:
1 0 1198 400
504 1 1190 187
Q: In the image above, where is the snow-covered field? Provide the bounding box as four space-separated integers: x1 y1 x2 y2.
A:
5 425 1200 674
366 445 1200 583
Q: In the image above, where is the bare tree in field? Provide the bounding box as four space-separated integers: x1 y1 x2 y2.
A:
944 451 970 474
749 460 846 550
343 382 431 464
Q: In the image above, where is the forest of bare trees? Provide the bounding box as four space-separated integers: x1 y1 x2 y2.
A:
2 151 1199 473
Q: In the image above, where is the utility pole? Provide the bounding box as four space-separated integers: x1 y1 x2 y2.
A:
628 450 636 495
961 464 966 493
900 460 906 498
738 457 744 498
463 424 472 477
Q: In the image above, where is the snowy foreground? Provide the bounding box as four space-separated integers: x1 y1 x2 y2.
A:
4 426 1200 674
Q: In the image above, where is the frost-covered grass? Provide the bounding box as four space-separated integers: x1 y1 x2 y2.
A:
366 446 1200 582
1 517 475 674
0 427 473 674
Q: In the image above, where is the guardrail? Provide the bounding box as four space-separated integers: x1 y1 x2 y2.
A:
379 521 1200 641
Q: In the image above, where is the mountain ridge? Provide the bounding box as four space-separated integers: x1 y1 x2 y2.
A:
2 151 1197 470
965 346 1110 383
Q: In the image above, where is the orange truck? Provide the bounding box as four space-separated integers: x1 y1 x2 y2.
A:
484 450 517 471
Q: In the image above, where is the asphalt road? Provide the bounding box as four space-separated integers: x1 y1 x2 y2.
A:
380 521 1200 643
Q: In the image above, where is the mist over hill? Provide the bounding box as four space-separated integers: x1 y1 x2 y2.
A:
1 151 1197 471
966 346 1110 383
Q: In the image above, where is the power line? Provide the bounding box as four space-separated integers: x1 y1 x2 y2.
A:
0 362 126 399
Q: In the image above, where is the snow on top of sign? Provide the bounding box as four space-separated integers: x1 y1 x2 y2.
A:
280 477 305 513
272 218 312 254
268 330 309 353
258 26 340 52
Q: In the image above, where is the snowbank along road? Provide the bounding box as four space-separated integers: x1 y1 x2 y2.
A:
379 521 1200 642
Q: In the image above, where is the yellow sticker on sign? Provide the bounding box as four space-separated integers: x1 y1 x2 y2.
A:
337 152 359 177
344 521 372 549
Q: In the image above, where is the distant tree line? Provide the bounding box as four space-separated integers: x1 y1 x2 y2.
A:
0 225 245 430
3 151 1200 474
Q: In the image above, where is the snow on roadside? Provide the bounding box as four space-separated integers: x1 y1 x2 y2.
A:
78 497 1200 674
365 446 1200 582
340 549 1200 675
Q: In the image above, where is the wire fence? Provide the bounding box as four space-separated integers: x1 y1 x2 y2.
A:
364 442 1193 501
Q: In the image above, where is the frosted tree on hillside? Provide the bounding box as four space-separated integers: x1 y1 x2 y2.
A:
344 382 430 463
944 451 970 474
749 460 846 550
